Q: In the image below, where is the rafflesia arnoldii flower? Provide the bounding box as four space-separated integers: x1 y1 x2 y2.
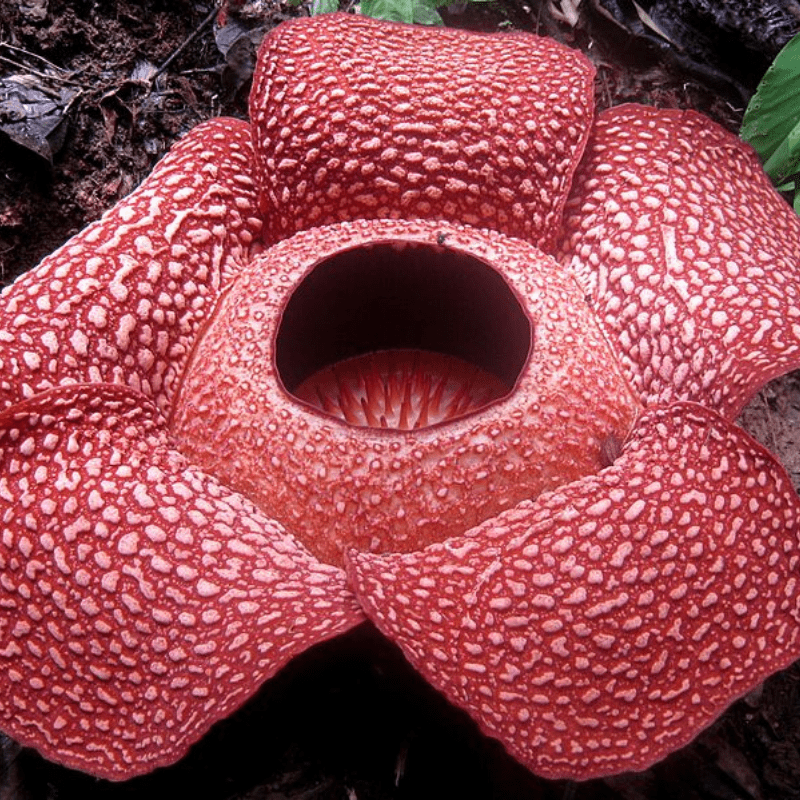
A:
2 12 800 783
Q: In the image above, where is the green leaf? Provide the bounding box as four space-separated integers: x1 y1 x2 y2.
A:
360 0 453 24
412 1 445 25
741 33 800 184
309 0 340 14
361 0 415 23
763 115 800 184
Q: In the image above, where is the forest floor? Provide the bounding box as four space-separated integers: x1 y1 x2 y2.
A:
2 1 800 799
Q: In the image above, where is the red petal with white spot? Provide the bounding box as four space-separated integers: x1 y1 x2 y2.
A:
0 118 262 415
348 401 800 779
250 13 595 249
558 105 800 418
0 383 362 780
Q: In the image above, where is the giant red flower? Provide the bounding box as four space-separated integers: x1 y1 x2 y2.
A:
1 12 800 783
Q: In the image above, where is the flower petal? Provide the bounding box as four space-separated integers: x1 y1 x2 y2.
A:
558 104 800 417
0 118 262 414
348 401 800 779
250 13 595 248
0 383 363 779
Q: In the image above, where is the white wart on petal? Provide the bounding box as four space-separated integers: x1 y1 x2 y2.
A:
348 401 800 779
0 383 363 780
558 104 800 418
0 118 262 414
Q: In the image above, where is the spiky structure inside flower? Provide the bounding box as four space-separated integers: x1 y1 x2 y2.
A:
293 349 510 430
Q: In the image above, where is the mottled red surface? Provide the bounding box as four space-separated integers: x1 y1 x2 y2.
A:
0 384 361 777
559 104 800 419
351 401 800 778
0 119 261 414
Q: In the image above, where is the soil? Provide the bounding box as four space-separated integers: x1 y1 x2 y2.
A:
1 1 800 799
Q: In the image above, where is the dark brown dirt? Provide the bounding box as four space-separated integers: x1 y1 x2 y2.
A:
0 0 262 283
1 2 800 799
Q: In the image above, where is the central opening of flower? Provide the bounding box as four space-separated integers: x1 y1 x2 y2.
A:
274 241 531 430
171 220 641 565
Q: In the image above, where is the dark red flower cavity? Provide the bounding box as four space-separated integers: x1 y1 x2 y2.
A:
277 240 530 429
250 13 595 249
171 218 641 568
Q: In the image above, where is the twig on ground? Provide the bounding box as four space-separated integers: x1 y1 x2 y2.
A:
152 6 219 83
